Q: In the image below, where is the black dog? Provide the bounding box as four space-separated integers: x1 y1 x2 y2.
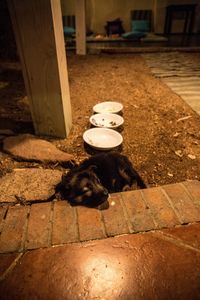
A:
56 152 146 208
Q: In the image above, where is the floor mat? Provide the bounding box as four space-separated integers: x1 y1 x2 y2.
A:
143 52 200 115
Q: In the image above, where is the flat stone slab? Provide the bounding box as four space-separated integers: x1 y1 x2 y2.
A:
0 168 62 203
3 134 74 163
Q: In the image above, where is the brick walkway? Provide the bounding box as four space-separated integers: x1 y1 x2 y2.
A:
0 180 199 254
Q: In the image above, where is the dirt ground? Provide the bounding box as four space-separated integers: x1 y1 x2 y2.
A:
0 53 200 187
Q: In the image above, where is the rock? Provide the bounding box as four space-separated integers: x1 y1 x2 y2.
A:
175 150 183 158
177 115 192 122
188 154 196 160
3 134 74 163
173 132 180 138
0 168 62 203
167 173 173 177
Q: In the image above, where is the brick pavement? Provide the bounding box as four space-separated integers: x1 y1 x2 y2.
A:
0 180 199 254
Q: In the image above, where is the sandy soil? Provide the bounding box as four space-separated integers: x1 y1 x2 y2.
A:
0 53 200 187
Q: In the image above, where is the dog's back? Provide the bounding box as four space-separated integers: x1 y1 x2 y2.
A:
71 152 146 192
57 152 146 207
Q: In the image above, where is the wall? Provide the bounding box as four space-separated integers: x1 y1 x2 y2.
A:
156 0 200 33
61 0 200 34
61 0 154 33
61 0 74 15
88 0 154 33
61 0 91 32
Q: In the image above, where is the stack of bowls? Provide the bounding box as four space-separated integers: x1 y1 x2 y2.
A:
83 101 124 150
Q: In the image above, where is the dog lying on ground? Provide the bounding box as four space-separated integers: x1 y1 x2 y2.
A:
56 152 146 209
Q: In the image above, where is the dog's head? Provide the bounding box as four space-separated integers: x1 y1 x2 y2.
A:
58 166 109 208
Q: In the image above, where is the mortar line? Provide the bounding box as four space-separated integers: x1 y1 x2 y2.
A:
0 206 9 234
48 201 54 247
99 208 108 237
0 252 24 282
180 182 200 209
74 206 80 242
21 205 31 252
140 190 158 228
3 206 9 219
98 209 107 238
160 187 183 224
119 193 134 234
155 230 200 254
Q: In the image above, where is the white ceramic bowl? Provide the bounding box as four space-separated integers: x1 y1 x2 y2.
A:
83 128 123 150
90 113 124 129
93 101 123 114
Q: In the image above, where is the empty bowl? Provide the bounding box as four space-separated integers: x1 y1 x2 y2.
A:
83 128 123 150
93 101 123 114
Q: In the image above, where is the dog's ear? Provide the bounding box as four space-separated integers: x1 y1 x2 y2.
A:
61 172 71 183
63 182 71 191
55 180 70 195
88 165 98 172
59 173 71 191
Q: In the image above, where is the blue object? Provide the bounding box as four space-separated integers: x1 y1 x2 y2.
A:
122 31 146 40
63 26 75 36
131 20 150 32
122 19 150 40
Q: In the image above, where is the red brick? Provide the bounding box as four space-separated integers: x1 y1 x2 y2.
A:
182 181 200 207
77 205 106 241
25 203 52 250
0 206 28 253
52 201 78 245
121 190 157 232
101 193 130 236
162 183 200 223
142 187 180 228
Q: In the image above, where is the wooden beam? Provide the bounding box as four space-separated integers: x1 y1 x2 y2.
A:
75 0 86 55
7 0 72 138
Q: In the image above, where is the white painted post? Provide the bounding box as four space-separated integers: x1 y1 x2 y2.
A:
75 0 86 55
7 0 72 138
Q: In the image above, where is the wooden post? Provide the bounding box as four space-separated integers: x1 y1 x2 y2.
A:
75 0 86 55
7 0 72 138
